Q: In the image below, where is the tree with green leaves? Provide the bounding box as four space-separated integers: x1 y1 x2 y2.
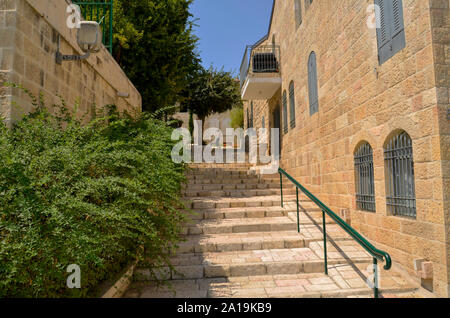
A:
113 0 201 113
182 67 242 132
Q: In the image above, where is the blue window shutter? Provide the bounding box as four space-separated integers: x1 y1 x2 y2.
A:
250 102 254 128
289 81 296 128
376 0 405 65
308 52 319 115
282 91 288 134
376 0 392 65
247 107 250 128
294 0 302 27
391 0 406 56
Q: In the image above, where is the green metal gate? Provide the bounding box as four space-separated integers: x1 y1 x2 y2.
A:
73 1 114 53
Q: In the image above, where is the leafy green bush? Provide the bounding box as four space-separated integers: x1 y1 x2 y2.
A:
230 106 244 129
0 86 188 297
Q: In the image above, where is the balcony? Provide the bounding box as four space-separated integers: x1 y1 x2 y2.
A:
239 45 282 100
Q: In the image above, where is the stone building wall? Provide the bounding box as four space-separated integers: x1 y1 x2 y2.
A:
429 0 450 297
0 0 141 126
244 0 449 296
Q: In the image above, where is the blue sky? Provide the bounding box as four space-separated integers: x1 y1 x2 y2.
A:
190 0 273 75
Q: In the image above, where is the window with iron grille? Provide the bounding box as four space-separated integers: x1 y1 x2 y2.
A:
384 131 416 218
354 142 376 212
282 90 288 134
289 81 296 129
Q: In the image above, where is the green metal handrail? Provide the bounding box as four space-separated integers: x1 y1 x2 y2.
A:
278 167 392 298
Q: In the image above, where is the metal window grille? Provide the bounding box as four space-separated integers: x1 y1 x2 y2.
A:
289 82 296 129
354 142 376 212
73 1 114 54
282 91 288 134
384 131 416 218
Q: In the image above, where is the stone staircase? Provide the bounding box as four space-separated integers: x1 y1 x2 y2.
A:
124 163 421 298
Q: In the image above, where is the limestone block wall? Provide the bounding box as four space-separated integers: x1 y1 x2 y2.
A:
244 0 449 296
429 0 450 297
0 0 141 126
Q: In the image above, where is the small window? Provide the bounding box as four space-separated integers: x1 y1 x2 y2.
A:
375 0 406 65
294 0 302 27
262 116 265 129
282 90 288 134
308 52 319 115
246 107 250 128
384 131 416 218
250 101 254 128
305 0 313 11
354 142 376 212
289 81 296 128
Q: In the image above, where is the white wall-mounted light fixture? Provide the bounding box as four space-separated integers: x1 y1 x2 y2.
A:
117 92 130 98
56 21 102 64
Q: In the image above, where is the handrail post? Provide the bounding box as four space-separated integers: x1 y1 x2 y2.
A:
279 172 283 207
322 210 328 275
373 258 379 298
296 187 300 233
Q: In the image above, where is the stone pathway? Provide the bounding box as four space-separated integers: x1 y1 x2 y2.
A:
124 163 420 298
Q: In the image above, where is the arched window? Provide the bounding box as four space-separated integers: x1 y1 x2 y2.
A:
289 81 296 128
308 52 319 115
384 131 416 218
282 90 288 134
354 142 376 212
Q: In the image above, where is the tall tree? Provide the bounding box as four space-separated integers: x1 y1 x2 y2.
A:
113 0 201 112
182 67 242 132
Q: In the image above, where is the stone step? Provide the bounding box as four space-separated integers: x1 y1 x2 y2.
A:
182 182 294 191
135 247 374 281
188 167 252 172
177 226 354 254
186 177 259 184
188 206 334 224
189 206 297 220
184 195 297 209
187 177 283 185
126 263 418 298
187 171 251 177
182 188 296 198
182 217 298 235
